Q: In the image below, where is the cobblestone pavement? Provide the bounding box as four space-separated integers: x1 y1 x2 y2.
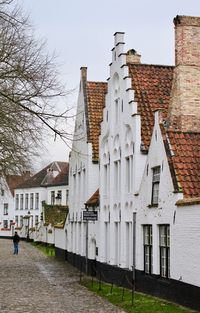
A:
0 239 125 313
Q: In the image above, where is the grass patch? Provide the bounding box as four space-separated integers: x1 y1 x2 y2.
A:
82 279 194 313
31 242 55 257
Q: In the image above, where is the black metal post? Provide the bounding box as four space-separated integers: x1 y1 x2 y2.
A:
132 212 136 306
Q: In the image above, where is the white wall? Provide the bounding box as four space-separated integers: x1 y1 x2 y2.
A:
98 32 146 269
63 70 100 258
172 204 200 287
14 186 47 228
47 185 68 206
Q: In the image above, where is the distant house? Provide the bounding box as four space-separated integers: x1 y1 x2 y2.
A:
14 161 69 239
0 173 29 237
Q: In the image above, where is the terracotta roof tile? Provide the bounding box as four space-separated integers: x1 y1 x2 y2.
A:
86 82 107 161
5 174 30 196
85 189 99 207
16 161 68 189
128 63 174 151
47 164 69 186
166 131 200 198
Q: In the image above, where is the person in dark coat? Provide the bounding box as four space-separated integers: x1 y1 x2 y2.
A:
13 231 20 255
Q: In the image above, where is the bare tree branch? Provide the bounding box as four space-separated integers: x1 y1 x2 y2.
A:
0 0 75 174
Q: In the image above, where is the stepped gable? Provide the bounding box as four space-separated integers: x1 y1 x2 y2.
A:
165 130 200 199
128 63 174 152
86 81 107 161
16 161 68 189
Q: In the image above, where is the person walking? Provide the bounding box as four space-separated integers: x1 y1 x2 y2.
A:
13 231 20 255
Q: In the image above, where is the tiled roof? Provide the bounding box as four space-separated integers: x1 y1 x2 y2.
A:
86 82 107 161
128 63 174 152
85 189 99 207
44 204 68 227
165 131 200 198
16 161 68 189
47 164 69 186
5 174 30 196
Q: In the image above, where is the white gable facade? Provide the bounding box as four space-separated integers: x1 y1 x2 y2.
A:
55 68 100 265
98 33 146 270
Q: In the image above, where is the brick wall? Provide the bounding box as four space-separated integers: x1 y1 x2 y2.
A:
168 15 200 131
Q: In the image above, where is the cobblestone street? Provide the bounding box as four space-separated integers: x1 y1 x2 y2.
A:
0 239 124 313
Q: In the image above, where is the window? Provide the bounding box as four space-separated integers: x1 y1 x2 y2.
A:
1 189 4 196
56 190 62 205
82 169 86 199
15 216 18 227
51 191 55 205
73 174 76 200
35 215 39 225
126 156 133 193
30 193 34 210
16 194 19 210
25 194 29 210
35 193 39 210
66 190 69 205
20 216 23 227
114 160 121 194
115 99 119 123
159 225 170 278
151 166 160 205
57 190 62 200
143 225 153 274
3 203 8 215
3 220 8 228
103 164 108 195
20 194 24 210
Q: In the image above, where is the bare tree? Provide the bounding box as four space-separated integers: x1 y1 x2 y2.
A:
0 0 73 174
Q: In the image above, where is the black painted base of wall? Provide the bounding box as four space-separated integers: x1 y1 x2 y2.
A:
0 236 12 240
55 248 200 312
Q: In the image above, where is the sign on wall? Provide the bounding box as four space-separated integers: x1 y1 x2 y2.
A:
83 210 98 221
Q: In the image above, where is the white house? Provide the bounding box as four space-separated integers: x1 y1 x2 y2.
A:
135 16 200 310
14 161 69 240
0 174 29 237
97 31 173 277
54 15 200 312
55 67 107 267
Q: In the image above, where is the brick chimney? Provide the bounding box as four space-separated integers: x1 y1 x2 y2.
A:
126 49 141 64
168 15 200 132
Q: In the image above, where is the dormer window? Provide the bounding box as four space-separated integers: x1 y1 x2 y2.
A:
151 166 160 205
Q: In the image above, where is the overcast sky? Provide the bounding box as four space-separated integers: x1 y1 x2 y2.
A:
18 0 200 169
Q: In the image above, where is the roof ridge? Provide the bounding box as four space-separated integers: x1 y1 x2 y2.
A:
167 130 200 135
127 62 174 68
87 80 107 84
